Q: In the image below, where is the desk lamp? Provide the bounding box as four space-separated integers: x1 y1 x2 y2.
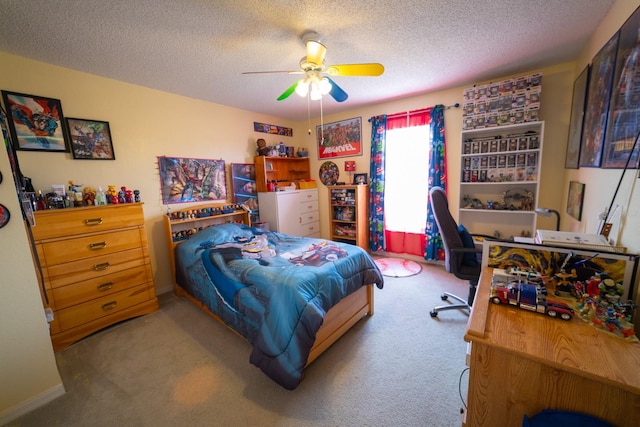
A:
535 207 560 231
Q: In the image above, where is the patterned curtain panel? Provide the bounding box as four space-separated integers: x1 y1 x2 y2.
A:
368 115 387 252
424 105 446 261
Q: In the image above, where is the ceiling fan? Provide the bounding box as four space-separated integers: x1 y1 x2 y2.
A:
242 31 384 103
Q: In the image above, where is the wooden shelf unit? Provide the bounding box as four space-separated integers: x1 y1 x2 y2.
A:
254 156 311 192
327 185 369 250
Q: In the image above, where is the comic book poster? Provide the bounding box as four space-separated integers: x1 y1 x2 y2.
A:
158 156 226 204
317 117 362 159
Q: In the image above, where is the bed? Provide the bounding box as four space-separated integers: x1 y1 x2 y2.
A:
164 204 383 389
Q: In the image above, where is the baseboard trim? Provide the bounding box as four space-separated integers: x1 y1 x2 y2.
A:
0 383 66 425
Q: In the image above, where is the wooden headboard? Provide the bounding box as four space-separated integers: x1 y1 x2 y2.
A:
163 203 250 293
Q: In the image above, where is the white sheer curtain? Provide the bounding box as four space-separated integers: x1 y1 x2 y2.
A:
384 125 430 233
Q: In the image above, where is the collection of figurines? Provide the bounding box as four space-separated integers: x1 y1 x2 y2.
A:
82 184 140 206
504 261 637 341
32 180 141 210
256 138 308 158
167 204 243 221
463 189 534 211
168 205 246 242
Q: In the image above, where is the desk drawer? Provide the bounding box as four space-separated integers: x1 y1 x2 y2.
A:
46 248 146 288
51 265 150 310
57 283 152 331
41 228 142 265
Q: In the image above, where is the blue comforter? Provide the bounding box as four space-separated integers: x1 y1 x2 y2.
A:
174 223 384 389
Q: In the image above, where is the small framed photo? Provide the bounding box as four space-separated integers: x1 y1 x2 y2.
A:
66 118 115 160
567 181 585 221
1 90 70 152
353 173 368 185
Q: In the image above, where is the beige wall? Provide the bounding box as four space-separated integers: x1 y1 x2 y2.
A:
0 116 64 420
1 0 639 419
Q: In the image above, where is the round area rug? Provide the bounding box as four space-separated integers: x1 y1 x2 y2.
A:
374 258 422 277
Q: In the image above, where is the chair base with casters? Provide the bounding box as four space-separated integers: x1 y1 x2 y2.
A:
430 291 470 317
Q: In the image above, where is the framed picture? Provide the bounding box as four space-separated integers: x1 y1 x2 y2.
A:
602 5 640 169
567 181 585 221
565 65 590 169
157 156 226 204
230 163 259 217
579 32 619 168
66 118 115 160
1 90 69 152
317 117 362 159
353 173 368 185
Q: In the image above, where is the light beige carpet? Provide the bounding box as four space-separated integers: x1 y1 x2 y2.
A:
6 259 470 427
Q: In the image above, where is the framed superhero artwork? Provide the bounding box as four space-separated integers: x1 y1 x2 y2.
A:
66 117 115 160
1 90 70 152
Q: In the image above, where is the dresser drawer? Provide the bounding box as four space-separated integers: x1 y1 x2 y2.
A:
32 204 144 240
297 221 320 237
299 210 319 225
41 228 143 265
51 265 150 310
298 199 319 214
297 189 318 202
46 247 146 288
56 283 152 331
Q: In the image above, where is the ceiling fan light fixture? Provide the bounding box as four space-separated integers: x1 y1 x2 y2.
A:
309 82 323 100
295 79 310 97
319 77 332 95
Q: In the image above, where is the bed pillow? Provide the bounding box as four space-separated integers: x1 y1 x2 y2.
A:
457 224 479 266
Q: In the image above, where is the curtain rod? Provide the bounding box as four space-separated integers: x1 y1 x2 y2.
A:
386 103 460 119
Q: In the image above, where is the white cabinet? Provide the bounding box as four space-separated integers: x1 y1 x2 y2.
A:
459 121 544 239
257 189 320 237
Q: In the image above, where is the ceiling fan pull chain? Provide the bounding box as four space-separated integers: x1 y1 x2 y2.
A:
307 94 312 135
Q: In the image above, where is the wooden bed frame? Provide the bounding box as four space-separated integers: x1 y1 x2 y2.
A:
163 203 375 367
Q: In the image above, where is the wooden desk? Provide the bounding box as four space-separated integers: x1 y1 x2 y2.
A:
463 267 640 427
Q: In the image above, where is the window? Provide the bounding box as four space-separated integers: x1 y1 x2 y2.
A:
384 125 430 233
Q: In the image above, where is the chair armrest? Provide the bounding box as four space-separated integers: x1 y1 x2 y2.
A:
450 246 483 265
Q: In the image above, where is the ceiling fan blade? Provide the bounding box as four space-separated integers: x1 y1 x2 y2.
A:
327 63 384 76
327 77 348 102
306 40 327 65
277 81 299 101
242 70 303 75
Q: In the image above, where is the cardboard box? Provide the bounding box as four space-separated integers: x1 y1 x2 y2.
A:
298 180 317 189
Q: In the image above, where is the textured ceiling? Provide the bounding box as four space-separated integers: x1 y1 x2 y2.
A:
0 0 615 121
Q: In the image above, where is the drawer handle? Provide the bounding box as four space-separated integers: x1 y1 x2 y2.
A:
85 218 103 226
102 301 117 311
97 282 114 292
89 241 107 250
93 262 110 271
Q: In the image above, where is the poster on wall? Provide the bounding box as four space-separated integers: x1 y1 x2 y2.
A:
565 66 590 169
231 163 259 217
157 156 226 204
579 32 619 168
317 117 362 159
602 5 640 168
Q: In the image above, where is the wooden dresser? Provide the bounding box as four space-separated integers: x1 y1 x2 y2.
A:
32 203 158 351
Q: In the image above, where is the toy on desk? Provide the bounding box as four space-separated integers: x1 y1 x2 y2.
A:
490 269 574 321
